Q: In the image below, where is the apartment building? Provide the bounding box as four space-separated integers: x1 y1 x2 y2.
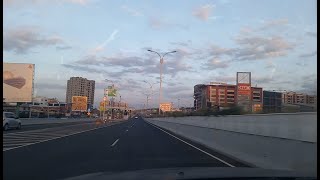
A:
282 91 317 105
66 77 95 107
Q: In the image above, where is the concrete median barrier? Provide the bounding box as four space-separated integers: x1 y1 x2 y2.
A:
146 112 317 176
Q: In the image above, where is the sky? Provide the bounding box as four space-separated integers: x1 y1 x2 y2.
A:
3 0 317 109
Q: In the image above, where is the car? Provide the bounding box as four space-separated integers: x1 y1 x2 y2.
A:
134 116 138 119
3 112 21 131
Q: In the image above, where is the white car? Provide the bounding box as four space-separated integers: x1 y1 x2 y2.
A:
3 112 21 131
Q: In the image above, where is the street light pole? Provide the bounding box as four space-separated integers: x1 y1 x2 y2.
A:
143 80 158 109
147 50 177 115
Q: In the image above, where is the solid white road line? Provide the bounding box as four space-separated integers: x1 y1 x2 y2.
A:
111 139 120 147
145 120 235 168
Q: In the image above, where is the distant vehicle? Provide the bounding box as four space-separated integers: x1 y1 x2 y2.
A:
3 112 21 131
135 116 138 119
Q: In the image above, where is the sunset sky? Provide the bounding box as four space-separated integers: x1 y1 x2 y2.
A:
4 0 317 108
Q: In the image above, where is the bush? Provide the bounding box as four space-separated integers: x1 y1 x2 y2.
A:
218 106 243 115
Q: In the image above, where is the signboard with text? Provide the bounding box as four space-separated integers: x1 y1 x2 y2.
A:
237 83 251 95
160 103 172 112
71 96 88 112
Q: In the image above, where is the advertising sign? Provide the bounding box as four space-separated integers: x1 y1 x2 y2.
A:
160 103 172 112
107 86 117 97
71 96 88 112
3 63 35 102
237 83 251 95
236 72 252 112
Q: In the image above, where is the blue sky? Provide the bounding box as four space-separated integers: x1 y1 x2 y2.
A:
4 0 317 109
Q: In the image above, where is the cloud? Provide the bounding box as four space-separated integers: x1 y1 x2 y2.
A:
148 17 188 30
203 35 294 63
56 45 72 51
64 0 89 5
296 74 317 95
69 47 194 79
62 64 106 74
213 76 236 84
265 61 276 69
163 85 193 99
76 54 155 68
233 36 294 61
299 51 317 58
208 45 234 57
203 57 229 70
121 5 143 16
4 0 90 7
252 76 274 85
257 18 289 31
192 4 215 21
4 26 64 54
239 27 253 35
35 82 66 90
170 40 192 47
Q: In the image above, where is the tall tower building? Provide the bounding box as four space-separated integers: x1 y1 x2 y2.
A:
66 77 95 107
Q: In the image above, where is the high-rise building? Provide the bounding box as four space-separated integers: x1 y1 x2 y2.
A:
66 77 95 108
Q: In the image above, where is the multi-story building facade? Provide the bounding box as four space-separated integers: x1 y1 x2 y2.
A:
193 83 263 112
251 87 263 112
193 84 206 110
263 91 282 113
282 91 317 105
66 77 95 108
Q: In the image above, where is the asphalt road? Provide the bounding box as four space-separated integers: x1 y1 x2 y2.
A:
4 117 250 180
3 121 96 134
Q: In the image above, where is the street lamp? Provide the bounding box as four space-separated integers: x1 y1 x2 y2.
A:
147 49 177 115
142 80 158 109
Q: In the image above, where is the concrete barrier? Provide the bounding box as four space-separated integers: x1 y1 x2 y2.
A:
149 112 317 143
146 112 317 176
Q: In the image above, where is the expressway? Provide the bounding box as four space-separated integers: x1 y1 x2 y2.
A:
3 116 250 180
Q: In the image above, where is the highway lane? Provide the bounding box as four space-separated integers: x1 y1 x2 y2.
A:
4 117 250 180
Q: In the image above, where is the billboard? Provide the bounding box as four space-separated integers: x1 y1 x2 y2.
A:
236 72 252 112
107 86 117 97
71 96 88 112
99 101 105 111
160 103 172 112
237 83 251 95
3 63 35 102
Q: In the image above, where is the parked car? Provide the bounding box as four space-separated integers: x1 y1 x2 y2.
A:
3 112 22 131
